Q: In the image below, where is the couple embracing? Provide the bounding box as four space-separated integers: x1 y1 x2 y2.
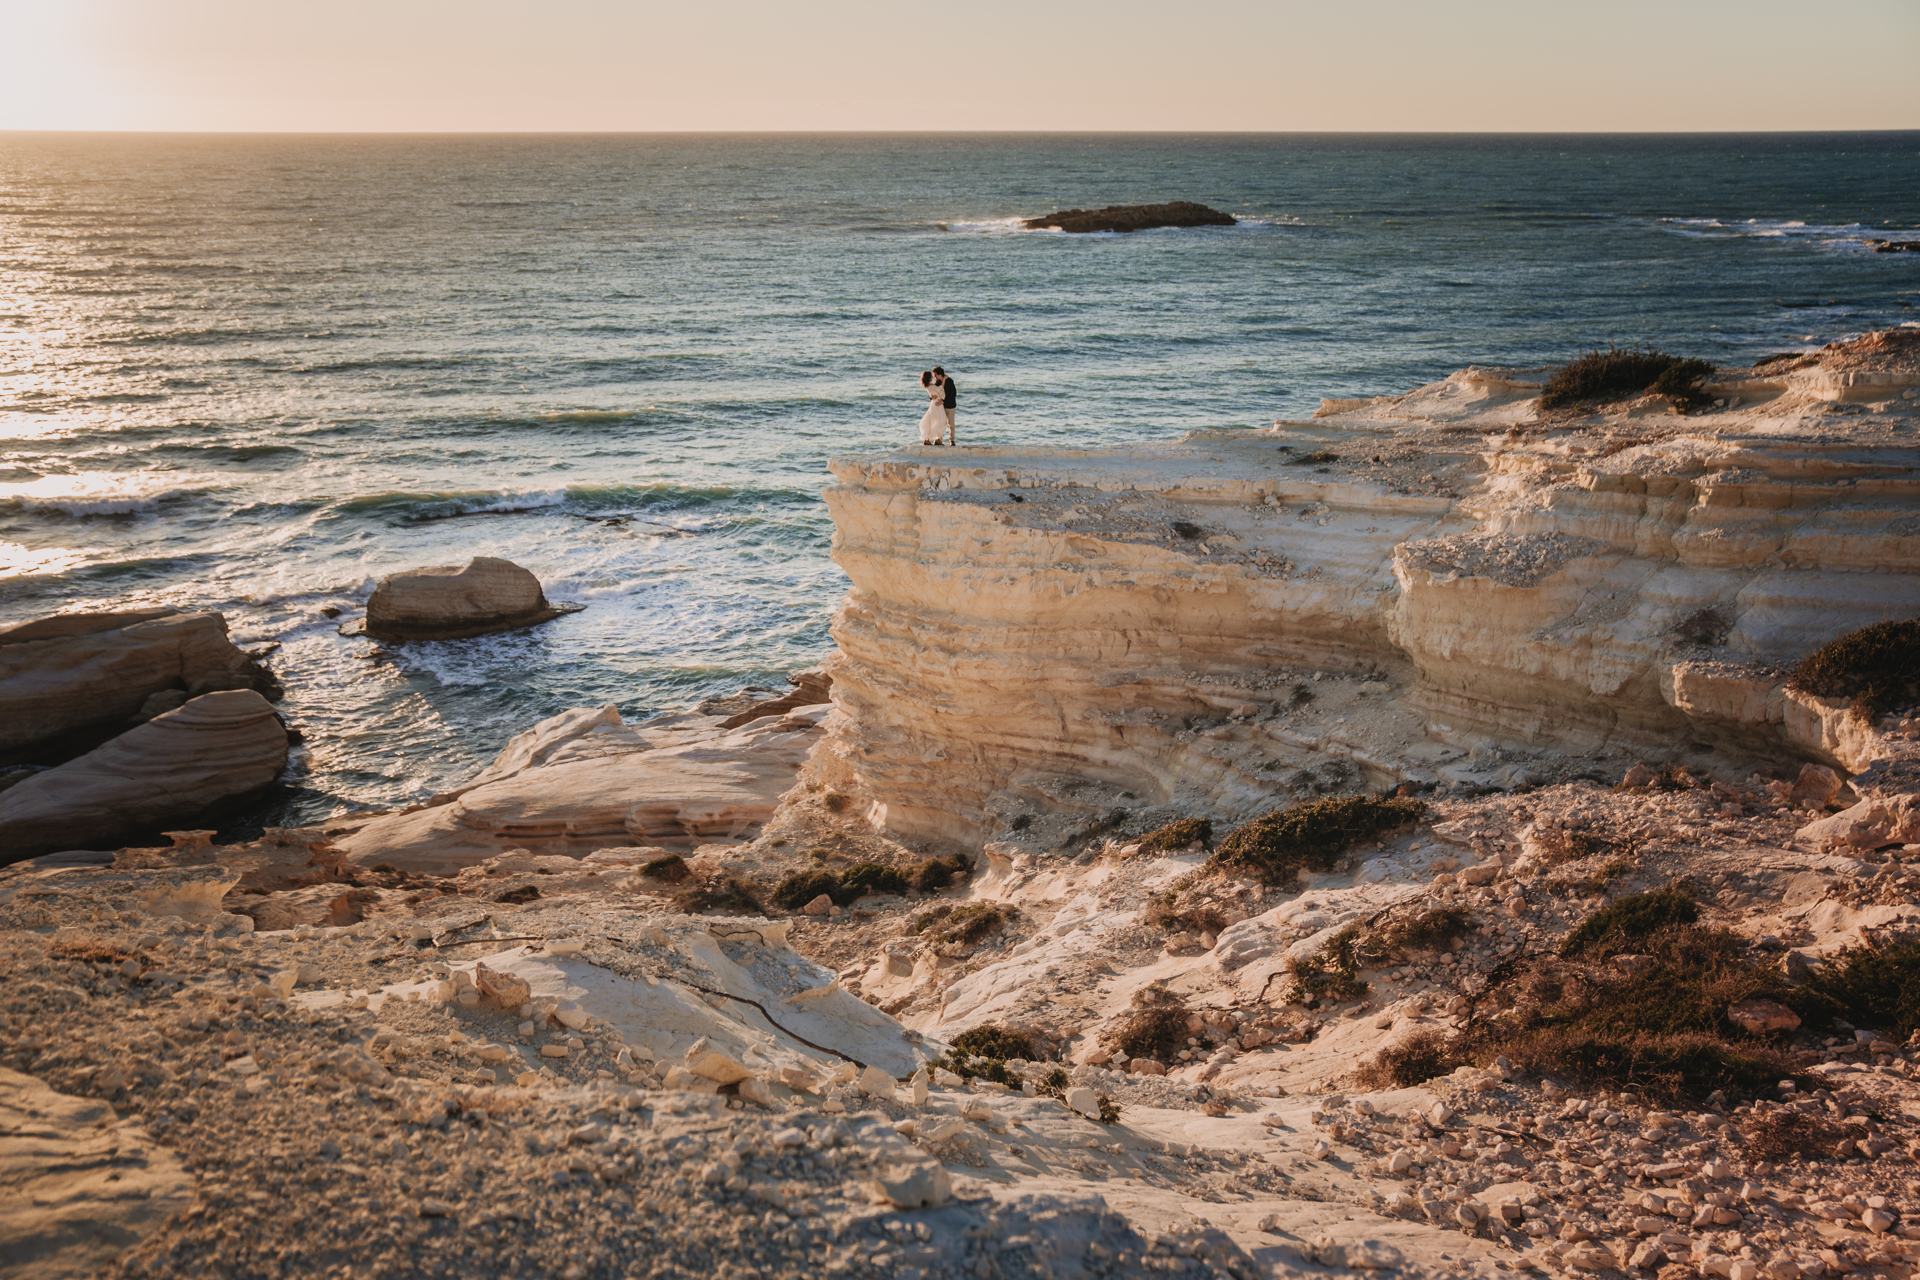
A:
918 366 957 446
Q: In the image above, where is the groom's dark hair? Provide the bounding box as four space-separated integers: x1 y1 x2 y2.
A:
932 366 944 374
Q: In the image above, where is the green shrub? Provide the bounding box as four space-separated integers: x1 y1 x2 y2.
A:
1283 925 1371 1006
771 869 843 911
1791 942 1920 1039
912 855 971 892
1787 618 1920 724
1539 346 1697 411
839 862 910 899
639 854 691 883
1650 358 1716 412
1137 817 1213 852
1211 795 1426 884
950 1025 1033 1062
1560 888 1698 959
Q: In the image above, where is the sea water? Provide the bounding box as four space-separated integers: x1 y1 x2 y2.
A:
1 131 1915 829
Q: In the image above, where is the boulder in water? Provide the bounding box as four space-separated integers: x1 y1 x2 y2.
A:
358 556 582 642
1020 201 1236 234
0 690 290 863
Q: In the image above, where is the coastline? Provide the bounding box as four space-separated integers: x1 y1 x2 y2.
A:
6 332 1920 1279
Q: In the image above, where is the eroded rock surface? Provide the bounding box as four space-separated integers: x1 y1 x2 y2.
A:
1020 202 1238 234
0 1068 193 1280
360 555 582 641
0 609 272 761
0 691 289 862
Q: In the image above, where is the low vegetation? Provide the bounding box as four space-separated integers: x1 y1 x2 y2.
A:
672 875 763 916
1210 794 1426 884
1743 1109 1864 1162
911 855 971 892
1142 891 1228 936
1672 605 1734 647
1539 346 1717 412
1472 911 1797 1102
1283 925 1370 1006
638 854 690 883
949 1025 1033 1062
931 1023 1032 1085
1135 817 1212 852
1361 1029 1458 1089
771 861 915 911
1106 987 1193 1062
1792 941 1920 1039
1559 887 1698 959
910 902 1015 945
1787 617 1920 724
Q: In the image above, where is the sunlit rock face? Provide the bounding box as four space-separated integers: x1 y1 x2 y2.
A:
818 360 1920 845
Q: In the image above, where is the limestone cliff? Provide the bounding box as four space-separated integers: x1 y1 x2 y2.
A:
818 340 1920 845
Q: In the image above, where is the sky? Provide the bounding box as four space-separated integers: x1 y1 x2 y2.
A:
2 0 1917 133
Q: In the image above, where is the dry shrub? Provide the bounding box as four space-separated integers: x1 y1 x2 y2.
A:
1560 888 1698 959
1142 889 1228 936
1107 987 1192 1062
49 939 136 965
949 1025 1032 1062
1472 924 1797 1102
1672 606 1733 647
1137 817 1212 852
1378 907 1472 955
912 855 971 892
1792 941 1920 1039
1787 617 1920 724
1211 795 1426 884
1540 346 1699 410
911 902 1014 945
1284 925 1370 1007
1360 1029 1459 1089
639 854 690 883
1743 1109 1862 1162
771 862 911 910
673 875 763 915
822 791 852 813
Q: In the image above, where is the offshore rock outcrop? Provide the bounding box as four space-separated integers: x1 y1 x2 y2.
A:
1020 201 1237 234
357 555 582 641
818 336 1920 845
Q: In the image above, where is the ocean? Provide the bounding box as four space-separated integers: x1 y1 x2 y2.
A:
1 131 1915 831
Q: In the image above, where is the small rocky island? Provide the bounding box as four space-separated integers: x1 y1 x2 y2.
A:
1021 200 1237 234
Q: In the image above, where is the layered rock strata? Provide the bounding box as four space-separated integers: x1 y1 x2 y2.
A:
0 608 273 761
335 702 830 874
820 340 1920 844
0 690 289 862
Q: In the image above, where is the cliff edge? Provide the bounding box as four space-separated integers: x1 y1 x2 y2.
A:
819 334 1920 847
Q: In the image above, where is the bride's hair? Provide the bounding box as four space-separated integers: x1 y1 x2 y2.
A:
920 370 933 387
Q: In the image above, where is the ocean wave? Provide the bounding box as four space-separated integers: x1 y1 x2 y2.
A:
1657 217 1902 252
0 472 220 517
331 481 807 525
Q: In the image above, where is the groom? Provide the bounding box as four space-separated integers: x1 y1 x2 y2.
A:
933 366 957 446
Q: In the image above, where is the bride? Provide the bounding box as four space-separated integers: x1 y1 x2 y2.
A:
918 370 946 446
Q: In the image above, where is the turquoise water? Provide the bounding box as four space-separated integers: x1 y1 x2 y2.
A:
1 132 1915 827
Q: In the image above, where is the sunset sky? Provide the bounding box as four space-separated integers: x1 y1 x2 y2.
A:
3 0 1917 133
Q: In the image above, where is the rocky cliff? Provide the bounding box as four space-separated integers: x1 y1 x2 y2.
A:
819 338 1920 846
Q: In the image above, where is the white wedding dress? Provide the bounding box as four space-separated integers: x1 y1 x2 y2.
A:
918 387 946 445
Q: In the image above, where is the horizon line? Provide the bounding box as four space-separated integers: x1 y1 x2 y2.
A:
5 127 1919 138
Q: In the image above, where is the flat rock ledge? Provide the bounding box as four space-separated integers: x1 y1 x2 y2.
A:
1021 201 1237 234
